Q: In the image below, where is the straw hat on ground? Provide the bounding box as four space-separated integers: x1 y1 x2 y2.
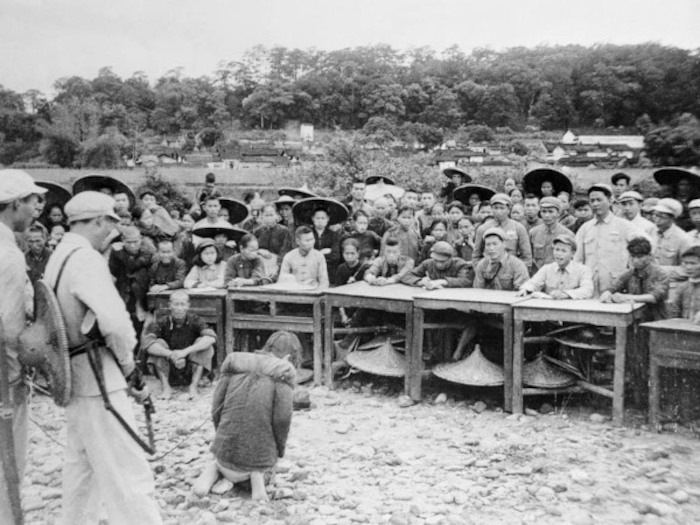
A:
523 353 577 389
345 341 406 377
433 345 504 387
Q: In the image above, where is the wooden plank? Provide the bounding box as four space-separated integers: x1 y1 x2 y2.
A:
641 318 700 334
517 298 643 315
325 282 421 302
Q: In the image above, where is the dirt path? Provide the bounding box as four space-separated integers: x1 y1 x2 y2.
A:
21 375 700 525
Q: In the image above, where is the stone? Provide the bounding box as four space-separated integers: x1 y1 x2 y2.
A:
536 486 556 500
196 511 217 525
539 403 554 415
472 401 487 414
210 479 233 495
589 413 607 424
670 490 690 504
435 393 448 404
348 445 375 460
648 502 675 517
398 396 416 408
335 423 353 434
569 469 590 483
483 470 500 479
525 408 539 416
275 488 294 499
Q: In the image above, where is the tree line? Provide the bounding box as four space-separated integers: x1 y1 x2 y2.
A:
1 43 699 168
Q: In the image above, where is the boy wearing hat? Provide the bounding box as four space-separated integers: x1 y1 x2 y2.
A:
44 191 161 524
574 183 646 296
0 169 46 525
518 235 593 299
669 245 700 323
688 199 700 243
618 191 656 239
473 193 532 269
529 196 573 272
401 241 472 290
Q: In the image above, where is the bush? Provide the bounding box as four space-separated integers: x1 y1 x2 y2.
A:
81 136 123 168
39 133 80 168
510 141 529 156
464 125 495 143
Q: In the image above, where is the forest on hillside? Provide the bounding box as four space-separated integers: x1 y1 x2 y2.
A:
1 43 700 168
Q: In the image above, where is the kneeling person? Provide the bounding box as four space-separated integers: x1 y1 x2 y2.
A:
142 290 216 398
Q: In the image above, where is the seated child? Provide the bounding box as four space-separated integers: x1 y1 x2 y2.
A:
668 245 700 323
224 233 269 287
335 238 370 326
364 237 414 286
148 239 187 293
278 226 329 288
193 331 297 501
184 239 226 289
142 290 216 398
341 210 381 259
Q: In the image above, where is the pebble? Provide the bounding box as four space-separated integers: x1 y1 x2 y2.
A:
348 445 375 460
525 408 539 416
335 423 353 434
211 478 233 495
472 401 487 414
435 393 448 404
671 490 690 504
589 413 608 424
539 403 554 415
398 396 416 408
569 468 590 483
196 511 217 525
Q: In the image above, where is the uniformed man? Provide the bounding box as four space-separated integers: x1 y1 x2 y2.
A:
44 191 162 524
0 169 46 525
618 190 656 240
529 196 572 273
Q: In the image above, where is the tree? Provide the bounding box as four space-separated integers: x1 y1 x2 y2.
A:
39 133 80 167
644 113 700 166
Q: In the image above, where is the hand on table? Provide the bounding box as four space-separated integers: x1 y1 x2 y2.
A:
599 291 613 303
611 293 633 303
150 284 169 293
549 290 569 300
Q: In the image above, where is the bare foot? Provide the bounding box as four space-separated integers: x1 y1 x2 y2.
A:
188 385 199 399
193 462 219 497
250 472 269 501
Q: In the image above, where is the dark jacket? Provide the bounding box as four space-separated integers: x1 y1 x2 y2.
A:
148 257 187 289
211 353 294 472
401 257 473 288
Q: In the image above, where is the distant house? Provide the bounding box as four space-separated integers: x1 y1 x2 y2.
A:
544 131 643 167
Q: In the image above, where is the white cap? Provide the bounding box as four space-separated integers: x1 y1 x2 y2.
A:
65 191 120 223
0 169 47 203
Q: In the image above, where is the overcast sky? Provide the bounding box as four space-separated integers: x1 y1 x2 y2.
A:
1 0 699 95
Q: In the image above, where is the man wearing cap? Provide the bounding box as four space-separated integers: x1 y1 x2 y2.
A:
43 191 162 524
401 241 472 289
618 191 656 240
472 193 532 269
669 245 700 323
0 169 46 525
452 228 529 360
688 199 700 243
517 234 593 300
574 183 646 296
529 196 573 272
641 197 659 221
651 198 692 278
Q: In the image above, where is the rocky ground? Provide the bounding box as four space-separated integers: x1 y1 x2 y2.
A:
21 373 700 525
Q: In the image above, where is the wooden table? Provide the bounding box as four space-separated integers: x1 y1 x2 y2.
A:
323 282 424 397
413 289 528 411
225 283 325 385
147 289 228 366
512 298 646 424
641 318 700 427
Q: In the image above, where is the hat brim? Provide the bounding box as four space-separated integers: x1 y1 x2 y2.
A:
653 168 700 187
433 347 504 386
37 182 71 208
293 197 349 226
278 187 317 200
72 175 135 207
345 342 406 377
442 168 473 183
296 368 314 384
523 353 577 389
453 184 496 205
365 175 395 185
218 198 249 225
546 324 615 351
523 168 573 197
365 183 405 202
192 226 247 242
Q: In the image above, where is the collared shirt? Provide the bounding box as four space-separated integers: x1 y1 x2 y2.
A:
401 257 473 288
520 216 543 233
574 212 646 295
474 253 530 291
25 247 52 286
669 279 700 320
148 257 187 289
365 255 414 281
184 262 226 289
606 263 669 321
224 253 267 285
44 232 137 396
473 217 533 269
653 224 692 269
529 222 573 271
279 248 329 289
630 214 657 241
0 222 29 386
522 260 594 299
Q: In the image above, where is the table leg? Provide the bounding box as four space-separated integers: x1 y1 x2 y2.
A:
313 300 323 386
503 311 513 413
324 300 334 387
512 317 524 414
612 325 628 425
408 305 421 401
225 295 233 354
649 357 660 428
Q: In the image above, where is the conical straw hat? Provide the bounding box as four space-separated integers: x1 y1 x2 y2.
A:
296 367 314 384
523 353 577 389
433 346 504 386
547 324 614 351
346 341 406 377
358 331 406 350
